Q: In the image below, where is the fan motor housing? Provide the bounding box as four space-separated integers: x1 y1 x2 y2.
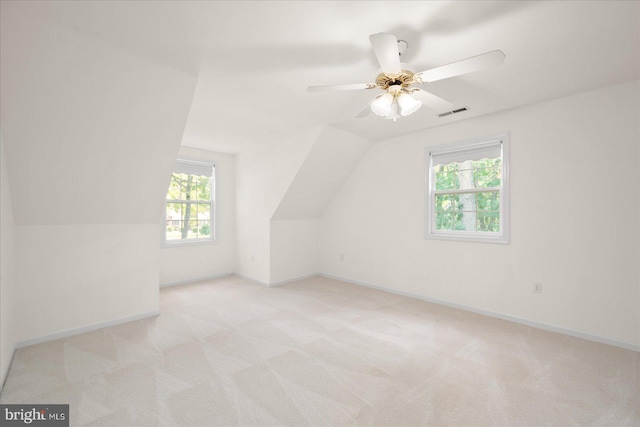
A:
376 70 415 90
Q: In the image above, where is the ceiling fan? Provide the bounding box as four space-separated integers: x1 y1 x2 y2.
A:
307 33 505 121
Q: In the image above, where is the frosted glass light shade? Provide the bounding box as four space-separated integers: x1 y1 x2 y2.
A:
398 93 422 116
371 93 393 116
383 103 401 120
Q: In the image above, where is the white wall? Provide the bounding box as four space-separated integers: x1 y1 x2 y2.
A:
0 133 17 389
268 127 371 284
236 125 372 285
320 80 640 348
16 225 160 344
270 219 319 284
235 127 321 283
159 147 236 286
1 8 197 344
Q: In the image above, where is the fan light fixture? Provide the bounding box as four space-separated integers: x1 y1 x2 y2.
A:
371 85 422 121
370 93 393 116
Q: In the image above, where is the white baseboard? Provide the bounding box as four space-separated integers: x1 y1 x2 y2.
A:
234 274 270 287
320 273 640 353
16 310 160 349
235 273 319 288
268 273 318 288
160 273 233 288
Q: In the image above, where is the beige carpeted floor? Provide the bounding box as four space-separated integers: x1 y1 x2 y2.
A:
1 275 638 426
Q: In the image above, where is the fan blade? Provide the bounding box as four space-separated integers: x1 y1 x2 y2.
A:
414 50 505 83
307 83 376 92
369 33 402 74
411 89 454 111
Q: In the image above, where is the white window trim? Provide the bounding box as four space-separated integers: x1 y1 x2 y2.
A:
162 159 217 247
425 133 510 244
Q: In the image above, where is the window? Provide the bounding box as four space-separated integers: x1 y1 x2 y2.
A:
426 134 509 243
164 160 215 244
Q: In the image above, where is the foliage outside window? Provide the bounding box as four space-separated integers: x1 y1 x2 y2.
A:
165 160 214 244
426 135 509 243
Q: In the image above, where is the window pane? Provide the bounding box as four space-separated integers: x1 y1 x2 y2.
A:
434 164 459 190
199 220 211 236
166 225 182 240
436 211 458 231
180 221 191 239
435 191 500 233
187 219 198 239
457 193 477 231
197 203 211 221
457 161 475 190
474 158 501 188
165 202 183 240
476 191 500 211
166 202 182 219
198 204 211 238
174 173 187 200
166 175 181 200
477 211 500 232
434 158 501 191
434 193 459 212
189 203 198 220
195 176 211 201
435 193 462 231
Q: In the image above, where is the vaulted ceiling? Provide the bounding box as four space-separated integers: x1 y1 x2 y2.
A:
3 1 639 154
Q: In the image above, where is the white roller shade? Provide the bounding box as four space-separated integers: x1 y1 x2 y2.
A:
174 159 214 177
430 140 502 166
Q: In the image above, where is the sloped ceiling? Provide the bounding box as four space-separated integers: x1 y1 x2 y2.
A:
272 127 371 220
0 4 198 225
2 1 639 154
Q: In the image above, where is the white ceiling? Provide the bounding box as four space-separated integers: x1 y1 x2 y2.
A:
8 1 639 153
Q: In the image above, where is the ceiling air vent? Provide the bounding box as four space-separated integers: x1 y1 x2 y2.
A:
439 107 468 118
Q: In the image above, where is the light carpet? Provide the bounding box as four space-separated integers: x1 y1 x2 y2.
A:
1 275 638 426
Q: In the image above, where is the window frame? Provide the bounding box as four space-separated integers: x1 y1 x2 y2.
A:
425 133 510 244
163 159 216 247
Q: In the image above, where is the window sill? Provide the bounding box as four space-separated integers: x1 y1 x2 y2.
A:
425 232 509 244
162 238 217 248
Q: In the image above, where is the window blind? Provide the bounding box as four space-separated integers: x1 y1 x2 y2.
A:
174 159 214 177
430 140 502 166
